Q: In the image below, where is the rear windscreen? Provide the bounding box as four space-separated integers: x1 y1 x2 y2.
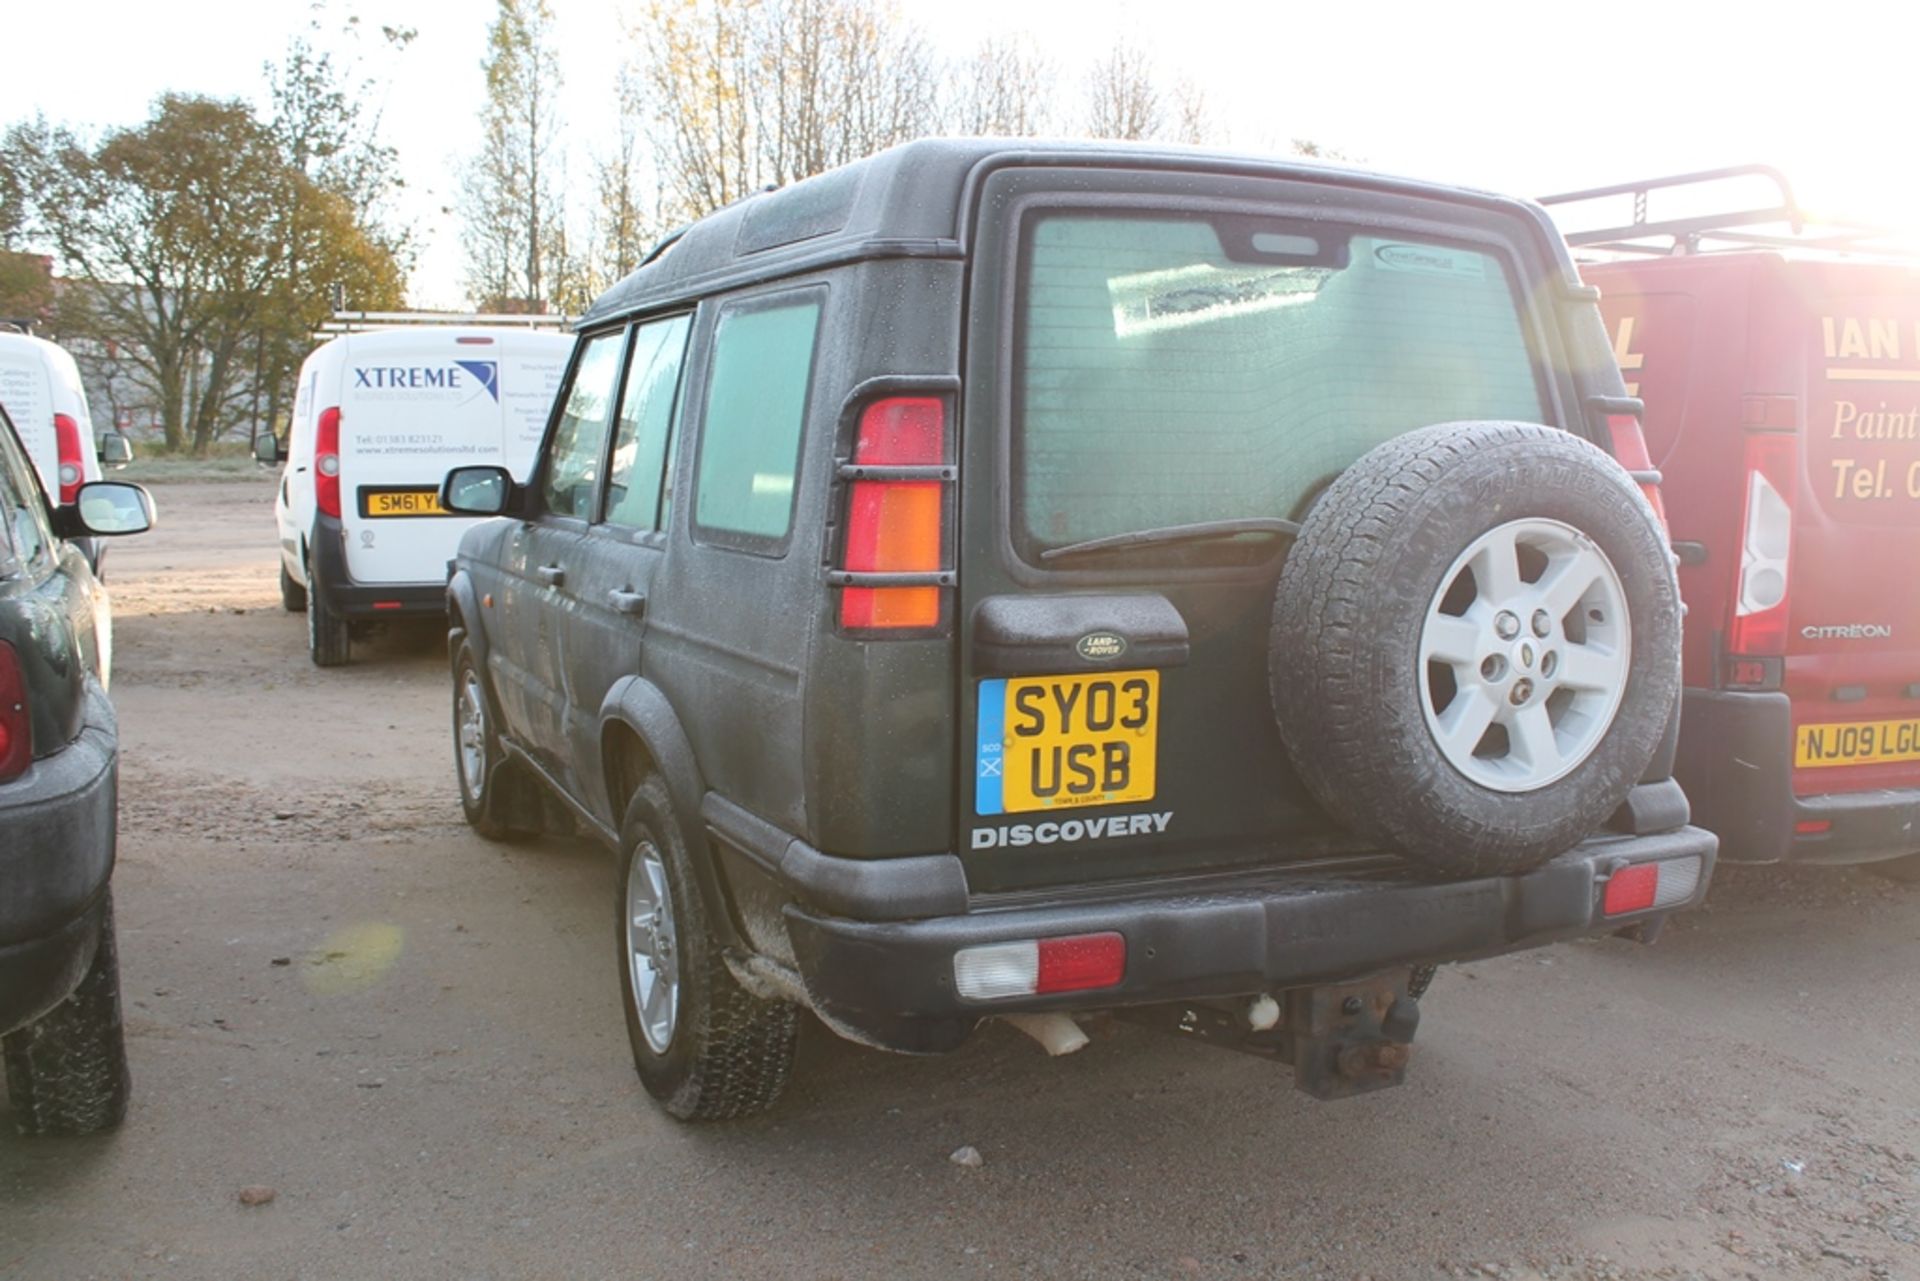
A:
1016 213 1547 558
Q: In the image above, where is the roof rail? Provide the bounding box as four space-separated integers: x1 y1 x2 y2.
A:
1539 165 1912 259
315 310 575 338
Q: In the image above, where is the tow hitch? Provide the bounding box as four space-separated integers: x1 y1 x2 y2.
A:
1115 970 1423 1100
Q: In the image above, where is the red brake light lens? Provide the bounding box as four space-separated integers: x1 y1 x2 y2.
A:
315 406 343 519
1602 858 1703 917
53 413 84 505
840 397 944 630
1035 933 1127 994
0 641 30 783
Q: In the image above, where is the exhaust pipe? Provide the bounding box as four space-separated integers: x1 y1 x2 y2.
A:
1002 1012 1089 1057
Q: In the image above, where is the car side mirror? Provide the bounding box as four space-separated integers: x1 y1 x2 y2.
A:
57 481 156 538
253 433 286 466
98 431 133 469
441 465 515 516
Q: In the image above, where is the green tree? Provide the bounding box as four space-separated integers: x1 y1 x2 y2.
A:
461 0 565 310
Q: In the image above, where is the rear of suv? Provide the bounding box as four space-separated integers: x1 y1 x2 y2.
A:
441 141 1716 1120
1548 168 1920 876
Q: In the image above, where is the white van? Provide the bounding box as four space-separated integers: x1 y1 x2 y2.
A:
268 327 570 666
0 331 120 506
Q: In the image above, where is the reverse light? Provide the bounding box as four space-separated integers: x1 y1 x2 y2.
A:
1728 432 1794 657
1602 857 1702 916
953 932 1127 1001
53 413 84 505
315 406 343 519
839 397 945 630
0 641 30 783
1605 413 1668 532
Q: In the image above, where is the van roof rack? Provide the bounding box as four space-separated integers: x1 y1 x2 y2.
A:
315 310 575 338
1539 165 1915 260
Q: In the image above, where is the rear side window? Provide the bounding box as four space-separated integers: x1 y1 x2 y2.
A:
541 331 626 520
693 296 822 548
1017 214 1544 559
603 314 692 532
0 415 52 577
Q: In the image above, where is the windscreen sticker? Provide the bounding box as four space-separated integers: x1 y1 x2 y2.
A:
1370 242 1486 279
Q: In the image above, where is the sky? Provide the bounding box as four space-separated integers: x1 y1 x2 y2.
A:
5 0 1920 309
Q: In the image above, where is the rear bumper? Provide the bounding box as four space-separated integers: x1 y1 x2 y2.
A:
0 687 117 1032
782 825 1717 1055
309 514 447 619
1677 688 1920 864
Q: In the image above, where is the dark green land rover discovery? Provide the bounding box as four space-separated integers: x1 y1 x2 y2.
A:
439 140 1716 1120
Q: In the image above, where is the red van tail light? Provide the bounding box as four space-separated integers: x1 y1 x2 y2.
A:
53 413 84 505
837 397 949 631
1728 432 1795 657
1605 413 1668 533
0 641 30 783
314 406 343 519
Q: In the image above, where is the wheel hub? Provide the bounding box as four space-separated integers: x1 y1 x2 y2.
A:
625 843 679 1054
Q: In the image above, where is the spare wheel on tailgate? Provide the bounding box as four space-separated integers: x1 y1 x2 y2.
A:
1270 420 1682 876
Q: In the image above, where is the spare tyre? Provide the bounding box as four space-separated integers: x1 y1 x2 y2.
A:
1269 421 1681 878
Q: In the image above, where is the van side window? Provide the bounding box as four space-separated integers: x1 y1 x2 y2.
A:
541 330 627 520
603 314 692 532
693 297 822 547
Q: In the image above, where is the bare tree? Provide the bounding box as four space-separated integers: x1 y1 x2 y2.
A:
460 0 565 310
591 61 663 288
1084 39 1161 141
641 0 758 221
950 34 1054 136
1169 78 1212 146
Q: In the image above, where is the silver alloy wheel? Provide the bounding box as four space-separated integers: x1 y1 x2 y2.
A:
456 668 488 800
625 842 679 1054
1418 518 1631 793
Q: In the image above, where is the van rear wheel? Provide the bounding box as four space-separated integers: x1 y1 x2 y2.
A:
306 562 349 667
280 564 308 613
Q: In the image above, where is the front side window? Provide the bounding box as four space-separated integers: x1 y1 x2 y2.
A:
541 330 627 520
693 297 822 546
1017 213 1545 563
603 315 692 532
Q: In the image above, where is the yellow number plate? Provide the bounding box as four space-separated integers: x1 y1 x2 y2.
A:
364 489 449 518
975 671 1158 815
1795 718 1920 768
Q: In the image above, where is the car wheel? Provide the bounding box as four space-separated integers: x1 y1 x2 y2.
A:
1269 421 1682 878
280 563 308 614
3 893 132 1136
451 638 536 841
617 775 798 1120
306 562 349 667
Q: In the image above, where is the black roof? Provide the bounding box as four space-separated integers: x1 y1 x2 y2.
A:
580 138 1574 326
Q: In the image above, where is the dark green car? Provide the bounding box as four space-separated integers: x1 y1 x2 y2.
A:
0 402 153 1136
440 140 1717 1121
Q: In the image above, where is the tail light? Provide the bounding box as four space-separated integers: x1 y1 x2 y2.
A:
952 932 1127 1001
0 641 31 783
836 397 949 630
1728 432 1794 656
1605 413 1668 533
53 413 84 505
1602 857 1702 916
314 406 343 519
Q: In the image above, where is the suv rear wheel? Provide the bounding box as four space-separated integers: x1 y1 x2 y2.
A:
1270 421 1682 877
3 894 132 1135
616 775 798 1120
452 638 537 841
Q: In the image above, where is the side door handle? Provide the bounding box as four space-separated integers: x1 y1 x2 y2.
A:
537 564 566 587
607 588 647 617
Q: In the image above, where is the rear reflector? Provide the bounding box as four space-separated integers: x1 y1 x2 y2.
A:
372 601 402 611
953 932 1127 1001
1602 857 1702 916
839 397 944 630
0 641 29 783
53 413 84 505
1795 819 1833 836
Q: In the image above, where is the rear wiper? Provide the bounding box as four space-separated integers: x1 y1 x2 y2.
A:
1039 517 1302 563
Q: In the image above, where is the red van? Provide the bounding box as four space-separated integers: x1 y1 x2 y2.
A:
1546 169 1920 878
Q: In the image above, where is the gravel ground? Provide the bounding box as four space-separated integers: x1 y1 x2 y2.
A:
2 480 1917 1280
